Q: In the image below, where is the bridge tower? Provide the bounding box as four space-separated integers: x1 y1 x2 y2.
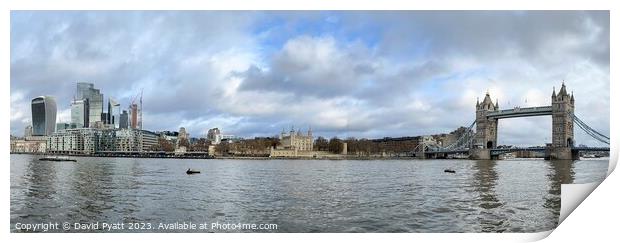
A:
549 82 577 160
470 92 498 159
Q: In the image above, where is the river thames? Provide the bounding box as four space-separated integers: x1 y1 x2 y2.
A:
10 154 608 233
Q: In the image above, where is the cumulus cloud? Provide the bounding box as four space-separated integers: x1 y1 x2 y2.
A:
10 11 609 147
238 35 378 97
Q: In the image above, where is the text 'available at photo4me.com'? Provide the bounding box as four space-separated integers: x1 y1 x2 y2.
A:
14 221 278 232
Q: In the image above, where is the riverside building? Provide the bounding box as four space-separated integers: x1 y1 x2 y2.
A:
47 128 98 154
10 136 47 154
46 128 158 155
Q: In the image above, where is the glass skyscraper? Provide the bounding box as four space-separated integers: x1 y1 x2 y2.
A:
71 99 89 128
76 82 104 127
107 98 120 127
119 110 129 129
31 96 57 136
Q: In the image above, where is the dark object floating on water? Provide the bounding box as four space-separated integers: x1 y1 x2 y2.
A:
444 169 456 173
186 169 201 174
39 157 77 162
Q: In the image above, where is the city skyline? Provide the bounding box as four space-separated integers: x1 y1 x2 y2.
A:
10 11 610 146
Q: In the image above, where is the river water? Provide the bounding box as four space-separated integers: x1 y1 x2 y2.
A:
10 154 608 233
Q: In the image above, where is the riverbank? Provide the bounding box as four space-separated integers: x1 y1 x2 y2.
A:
10 152 213 159
17 152 592 161
11 152 431 160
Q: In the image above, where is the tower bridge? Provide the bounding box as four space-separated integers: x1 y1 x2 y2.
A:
417 82 610 160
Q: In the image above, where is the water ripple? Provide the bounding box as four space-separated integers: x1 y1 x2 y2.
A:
10 155 609 233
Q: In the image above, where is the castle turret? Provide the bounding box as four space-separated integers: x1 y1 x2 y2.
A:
552 82 574 148
558 82 569 100
474 91 498 150
479 92 496 111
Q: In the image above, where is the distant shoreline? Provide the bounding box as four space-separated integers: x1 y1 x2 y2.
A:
10 152 608 161
10 152 434 160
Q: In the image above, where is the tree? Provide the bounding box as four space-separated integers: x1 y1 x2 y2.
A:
228 137 279 156
157 138 175 152
178 138 190 148
215 142 230 156
328 137 343 154
314 136 329 151
191 138 210 151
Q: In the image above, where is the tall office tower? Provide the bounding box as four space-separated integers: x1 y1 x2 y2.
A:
71 99 89 128
119 110 129 129
76 82 93 99
101 112 109 125
31 96 57 136
76 82 104 127
130 104 138 129
107 98 120 128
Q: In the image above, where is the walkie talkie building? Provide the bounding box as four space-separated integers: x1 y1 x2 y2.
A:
31 96 57 136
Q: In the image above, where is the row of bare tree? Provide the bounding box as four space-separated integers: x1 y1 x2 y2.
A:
150 135 432 156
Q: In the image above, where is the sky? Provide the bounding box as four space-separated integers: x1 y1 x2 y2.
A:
10 11 610 147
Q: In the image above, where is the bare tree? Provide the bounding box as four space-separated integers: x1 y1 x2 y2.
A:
314 136 329 151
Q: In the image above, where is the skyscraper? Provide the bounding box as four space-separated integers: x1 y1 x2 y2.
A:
107 98 120 127
101 112 109 125
71 99 89 128
130 104 138 129
31 96 57 136
76 82 104 127
120 110 129 129
76 82 93 100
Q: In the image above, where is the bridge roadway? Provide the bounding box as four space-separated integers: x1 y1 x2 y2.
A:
486 106 552 119
424 146 610 156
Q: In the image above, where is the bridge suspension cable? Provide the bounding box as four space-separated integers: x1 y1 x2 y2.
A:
426 120 476 152
572 114 610 145
442 120 476 151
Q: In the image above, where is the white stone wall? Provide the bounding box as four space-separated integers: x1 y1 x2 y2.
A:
279 132 313 151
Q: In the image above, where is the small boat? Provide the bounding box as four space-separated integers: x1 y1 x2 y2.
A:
186 169 200 174
444 169 456 173
39 156 77 162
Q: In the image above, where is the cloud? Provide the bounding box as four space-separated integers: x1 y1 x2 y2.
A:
238 35 378 98
10 90 30 125
10 11 609 147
